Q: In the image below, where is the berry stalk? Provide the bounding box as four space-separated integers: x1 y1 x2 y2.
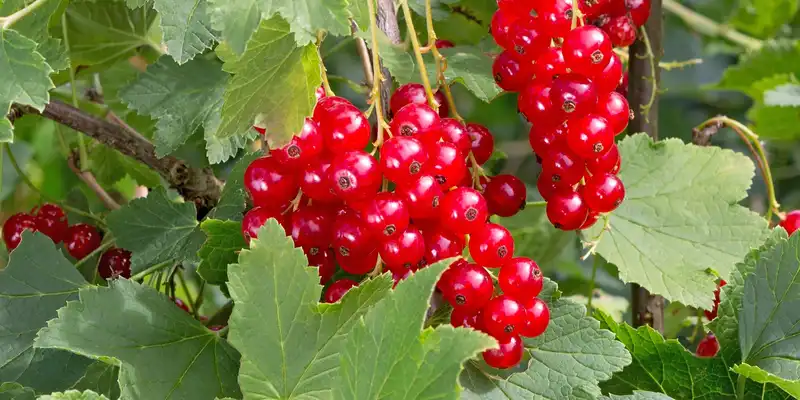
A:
398 0 437 108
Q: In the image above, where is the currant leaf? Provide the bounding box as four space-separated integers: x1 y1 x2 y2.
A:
207 0 260 55
747 75 800 140
497 203 575 267
35 279 241 400
69 361 120 400
583 134 770 308
716 40 800 95
227 219 393 399
207 152 262 221
197 219 246 285
0 0 68 71
0 382 35 400
764 83 800 107
150 0 216 64
38 390 109 400
727 0 798 39
600 393 675 400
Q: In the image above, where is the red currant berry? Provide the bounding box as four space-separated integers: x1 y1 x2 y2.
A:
64 223 102 259
580 0 611 18
443 263 494 311
510 18 549 61
566 114 613 159
270 118 322 170
333 212 375 260
550 73 598 117
242 206 288 243
626 0 651 27
532 47 567 82
380 136 428 185
493 51 533 92
390 83 427 116
520 297 550 337
440 187 489 235
380 226 425 272
300 160 339 204
308 247 336 284
324 279 359 303
537 172 560 201
397 174 444 219
437 258 467 292
541 146 586 187
580 211 600 229
483 334 523 369
339 248 379 275
2 213 38 250
597 53 624 94
696 333 720 358
434 91 449 117
451 308 482 329
392 269 412 287
466 123 495 166
34 204 68 243
519 82 558 126
597 91 630 134
469 223 514 267
390 103 442 146
704 279 727 320
482 295 527 339
362 192 410 238
499 257 544 301
244 157 299 209
315 85 326 101
605 15 637 47
253 125 266 135
173 297 190 312
497 0 531 14
98 247 132 279
546 189 589 230
316 101 371 154
290 206 335 251
562 25 613 77
440 118 472 155
581 173 625 212
538 0 575 38
329 150 382 202
617 72 629 97
528 122 567 158
424 230 466 263
484 175 526 217
491 9 518 50
435 39 454 48
427 141 467 189
779 210 800 235
587 144 621 175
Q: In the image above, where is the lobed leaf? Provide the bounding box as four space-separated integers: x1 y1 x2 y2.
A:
151 0 217 64
206 152 261 221
197 219 246 285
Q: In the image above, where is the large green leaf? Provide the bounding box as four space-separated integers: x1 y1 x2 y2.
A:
0 382 35 400
0 0 68 71
227 219 394 399
215 16 321 147
206 152 261 221
62 0 158 66
460 281 631 399
0 29 54 142
151 0 216 64
0 232 93 394
728 0 799 38
764 83 800 106
35 279 241 400
747 75 800 140
106 188 204 273
583 134 769 308
38 390 109 400
717 40 800 94
69 361 119 400
600 393 674 400
497 203 574 267
207 0 260 55
87 143 161 188
197 219 245 284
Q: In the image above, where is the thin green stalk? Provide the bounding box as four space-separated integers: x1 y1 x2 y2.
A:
399 0 436 107
317 31 335 97
73 239 114 269
586 256 600 315
736 374 746 400
192 280 206 319
176 270 194 314
61 12 89 171
0 145 4 195
662 0 762 51
0 0 50 29
367 0 388 147
131 260 172 281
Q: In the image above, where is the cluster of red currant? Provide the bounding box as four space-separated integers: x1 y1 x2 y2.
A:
242 81 550 369
780 210 800 235
491 0 649 230
2 204 131 279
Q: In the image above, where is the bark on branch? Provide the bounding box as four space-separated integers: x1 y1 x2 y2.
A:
376 0 401 118
12 100 222 214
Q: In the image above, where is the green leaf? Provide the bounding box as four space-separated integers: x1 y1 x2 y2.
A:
206 152 261 221
197 219 246 284
227 219 393 398
729 0 799 38
37 390 109 400
408 0 460 20
582 134 770 308
497 203 574 267
734 364 800 398
0 29 54 142
87 143 161 188
460 280 631 399
0 0 68 71
35 279 241 400
747 75 800 140
717 40 800 94
62 1 158 66
0 382 35 400
0 232 94 394
207 0 260 55
69 361 119 400
600 392 675 400
106 188 203 273
439 46 502 102
764 83 800 106
152 0 216 64
215 16 321 147
347 0 369 30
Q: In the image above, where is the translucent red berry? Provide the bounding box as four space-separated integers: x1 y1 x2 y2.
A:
580 211 600 229
779 210 800 235
443 263 494 312
270 118 322 170
333 212 375 260
484 175 526 217
362 192 410 238
520 297 550 337
491 9 518 50
316 100 371 154
380 226 425 272
65 223 102 259
34 204 68 243
538 0 574 38
380 136 428 185
498 0 531 14
469 223 514 267
242 206 288 243
324 279 359 303
300 160 338 204
510 18 550 61
541 146 586 187
499 257 544 301
290 206 335 252
2 213 38 250
546 189 589 231
424 230 465 264
338 249 378 275
390 103 442 146
427 141 467 189
435 39 454 48
550 73 598 117
466 123 495 165
440 187 489 235
597 53 624 94
483 334 523 369
98 247 132 279
537 172 560 201
532 47 567 82
587 144 621 175
519 82 557 126
562 25 613 77
482 295 527 339
626 0 651 26
329 150 382 202
440 118 472 155
397 174 444 219
308 247 336 284
244 157 299 209
696 333 720 358
581 173 625 212
390 83 428 116
605 15 637 47
597 91 630 134
451 308 482 329
493 51 533 92
566 114 614 159
528 122 567 158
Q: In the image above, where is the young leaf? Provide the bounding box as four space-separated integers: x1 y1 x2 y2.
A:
582 134 770 308
0 232 94 394
227 219 393 399
717 40 800 94
197 219 246 284
0 382 35 400
38 390 109 400
215 16 321 147
35 279 241 400
106 188 204 273
151 0 217 64
0 29 54 142
206 152 261 221
460 281 631 399
336 262 495 399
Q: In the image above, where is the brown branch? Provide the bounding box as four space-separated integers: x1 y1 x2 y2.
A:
628 0 665 333
12 100 222 215
352 21 375 88
67 152 121 210
376 0 400 118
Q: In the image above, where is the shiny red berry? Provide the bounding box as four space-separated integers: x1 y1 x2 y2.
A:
324 279 359 303
380 136 428 185
2 213 38 250
333 212 375 260
242 206 288 243
493 51 533 92
316 100 371 154
64 223 102 259
499 258 544 301
532 47 566 82
443 263 494 312
424 230 465 264
308 247 336 284
244 157 299 209
605 15 637 47
491 9 518 50
520 297 550 337
497 0 531 14
469 223 514 267
519 82 558 126
581 173 625 213
270 118 323 170
580 211 600 229
362 192 410 238
484 175 526 217
541 146 586 187
338 248 378 275
380 226 425 272
290 206 335 252
510 18 549 61
528 122 567 158
451 308 482 329
483 334 523 369
329 151 382 202
597 91 630 134
440 187 489 235
397 174 444 219
440 118 472 155
546 189 589 230
466 123 495 165
538 0 574 38
98 247 132 279
626 0 651 26
779 210 800 235
427 141 467 189
597 53 624 94
696 333 720 358
537 172 560 201
173 297 190 312
550 74 598 117
562 25 613 77
482 295 527 339
587 144 621 175
34 204 68 243
390 103 442 146
315 85 326 101
567 114 614 159
300 160 339 204
389 84 447 118
435 39 454 48
434 91 449 117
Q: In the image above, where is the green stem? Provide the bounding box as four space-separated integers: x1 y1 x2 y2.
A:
586 256 600 315
61 12 89 171
73 239 114 269
662 0 762 51
131 260 172 281
367 0 388 147
192 280 206 319
736 373 746 400
317 31 335 97
399 0 436 107
638 27 658 123
176 269 194 314
0 0 50 29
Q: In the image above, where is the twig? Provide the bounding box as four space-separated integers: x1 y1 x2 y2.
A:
367 0 389 148
67 152 121 210
74 240 115 269
130 260 173 281
0 0 50 29
376 0 401 117
662 0 763 51
691 119 723 146
613 48 702 71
